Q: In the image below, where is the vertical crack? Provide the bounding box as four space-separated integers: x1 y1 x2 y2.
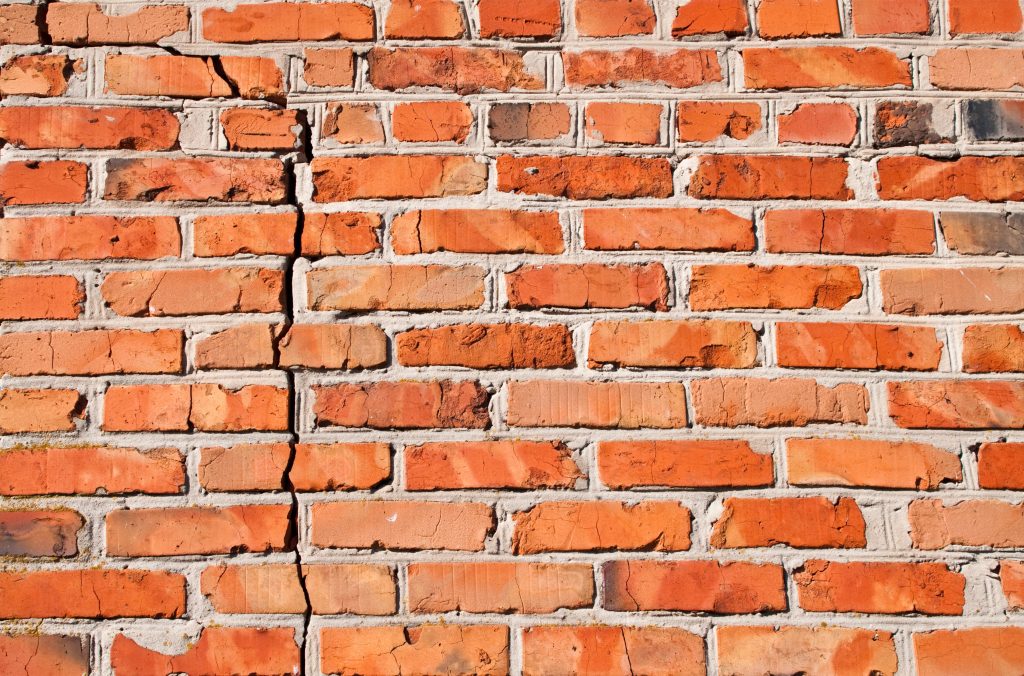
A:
275 113 313 673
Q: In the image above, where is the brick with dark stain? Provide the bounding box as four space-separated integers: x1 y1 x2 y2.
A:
941 212 1024 255
965 99 1024 141
874 101 951 147
0 510 84 557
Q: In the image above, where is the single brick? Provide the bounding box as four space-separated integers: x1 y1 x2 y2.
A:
882 268 1024 315
104 54 234 98
523 626 704 676
787 439 962 490
506 263 669 310
202 2 374 42
690 265 862 311
690 155 852 200
576 0 655 37
744 47 911 89
604 560 786 613
0 569 185 619
0 160 87 205
48 3 188 44
778 103 858 145
507 380 688 429
497 155 673 199
757 0 841 38
0 635 88 676
915 628 1024 676
312 155 486 200
489 102 571 141
111 628 299 676
941 212 1024 255
195 324 277 370
102 268 282 317
478 0 561 39
979 442 1024 489
397 323 575 369
963 325 1024 372
405 441 582 490
853 0 930 34
385 0 465 38
278 324 387 370
312 501 494 551
878 156 1024 201
198 443 289 492
677 101 762 142
966 99 1024 141
0 329 184 376
948 0 1023 34
564 48 722 88
0 4 40 44
588 319 757 369
407 562 594 613
304 48 354 87
314 381 490 429
193 212 297 257
291 443 391 491
368 46 544 93
598 440 774 489
392 101 473 143
875 100 951 147
775 322 942 370
512 501 691 553
764 208 935 255
0 510 83 557
1002 561 1024 608
672 0 748 37
796 560 965 615
585 102 662 145
583 207 755 251
930 48 1024 90
890 381 1024 429
103 383 289 432
693 377 869 427
718 626 897 676
307 264 485 311
711 497 867 548
0 276 83 320
0 106 179 150
1 215 180 261
322 102 384 144
392 209 563 254
910 499 1024 549
106 505 290 556
0 446 184 496
221 108 301 150
0 55 76 97
321 626 508 676
0 389 84 433
105 157 286 203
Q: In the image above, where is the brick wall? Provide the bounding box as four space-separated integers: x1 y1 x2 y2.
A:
2 0 1024 673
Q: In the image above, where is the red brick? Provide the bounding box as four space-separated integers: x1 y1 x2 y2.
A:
711 496 867 548
787 439 962 490
513 501 690 553
889 381 1024 429
312 155 486 200
757 0 841 38
314 381 490 429
385 0 465 39
0 635 87 676
765 208 935 255
0 276 82 320
307 264 485 312
598 440 774 489
882 268 1024 315
105 157 286 203
690 264 862 311
583 207 755 251
106 505 290 556
507 263 669 310
0 329 183 376
564 48 722 88
1002 561 1024 608
312 501 494 551
0 569 184 619
103 383 289 432
304 48 354 87
978 442 1024 489
778 103 858 145
397 323 574 369
489 102 571 141
0 55 76 97
796 560 965 615
915 628 1024 676
964 325 1024 373
321 626 508 676
576 0 655 37
718 626 898 676
193 212 297 257
48 3 189 44
368 46 544 93
497 155 673 199
0 161 86 205
322 102 383 141
930 48 1024 90
776 322 942 370
0 389 84 434
885 155 1024 201
0 4 40 44
589 319 757 369
393 209 563 254
203 2 374 42
604 560 786 613
302 212 381 256
507 380 687 429
0 510 83 557
0 446 183 496
405 441 582 490
693 377 869 428
677 101 762 142
690 155 852 200
111 628 299 676
523 626 704 676
198 443 289 492
479 0 561 38
195 324 277 370
585 102 662 145
202 563 395 615
672 0 749 36
221 108 300 150
104 54 233 98
392 101 473 143
407 562 594 613
278 324 387 370
949 0 1023 34
853 0 930 35
292 443 391 491
910 499 1024 549
0 106 178 150
101 268 282 316
744 47 911 89
1 215 179 261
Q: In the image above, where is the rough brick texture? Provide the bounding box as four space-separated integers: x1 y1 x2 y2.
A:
1 0 1021 673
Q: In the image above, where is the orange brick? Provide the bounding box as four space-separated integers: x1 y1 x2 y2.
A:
765 208 935 255
48 3 188 44
523 626 704 676
392 101 473 143
278 324 387 370
690 155 852 200
1 215 179 261
202 2 374 42
693 377 869 427
498 155 673 199
915 628 1024 676
407 562 594 613
776 322 942 370
978 442 1024 489
719 626 897 676
711 497 867 548
313 155 486 200
690 265 862 311
385 0 465 38
757 0 841 38
0 106 178 150
796 560 965 615
103 383 289 432
195 324 277 370
312 501 494 551
0 329 183 376
909 499 1024 549
0 635 87 676
397 323 575 369
583 207 755 251
507 380 688 429
744 47 911 89
584 102 662 145
478 0 561 39
889 381 1024 429
604 560 786 612
0 276 82 320
112 628 299 676
589 319 757 369
949 0 1023 34
787 439 962 490
101 268 282 316
853 0 930 35
0 569 185 619
576 0 655 37
0 160 86 205
304 48 354 87
368 46 544 93
672 0 748 36
405 441 582 490
105 157 286 203
964 325 1024 372
0 389 84 433
598 440 774 489
677 101 762 142
302 212 381 256
564 48 722 89
392 209 563 254
0 446 184 496
0 55 76 96
106 505 290 556
778 103 858 145
321 626 508 676
307 265 485 312
507 263 669 310
314 381 490 429
512 501 691 553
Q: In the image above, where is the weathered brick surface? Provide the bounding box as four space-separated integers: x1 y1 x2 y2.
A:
1 1 1021 673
